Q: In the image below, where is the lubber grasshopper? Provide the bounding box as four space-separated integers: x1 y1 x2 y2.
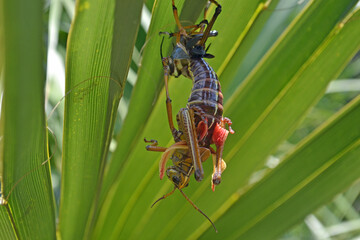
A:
145 108 225 232
160 0 234 190
144 0 232 230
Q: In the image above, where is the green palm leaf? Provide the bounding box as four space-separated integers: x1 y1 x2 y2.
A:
0 0 55 239
59 0 143 239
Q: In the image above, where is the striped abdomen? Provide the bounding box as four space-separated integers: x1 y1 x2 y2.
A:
187 58 223 125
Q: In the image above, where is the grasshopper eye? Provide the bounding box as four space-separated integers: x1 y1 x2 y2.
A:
166 168 183 186
175 152 182 159
167 168 181 184
172 176 181 185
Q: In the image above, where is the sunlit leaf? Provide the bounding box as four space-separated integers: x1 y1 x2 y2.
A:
59 0 142 239
0 0 56 239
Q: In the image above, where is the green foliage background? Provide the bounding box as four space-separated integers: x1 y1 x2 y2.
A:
1 0 360 239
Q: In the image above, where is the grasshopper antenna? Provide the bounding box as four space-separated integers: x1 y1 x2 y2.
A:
159 31 175 60
150 187 217 232
160 36 165 60
179 188 218 233
151 187 176 208
205 43 211 52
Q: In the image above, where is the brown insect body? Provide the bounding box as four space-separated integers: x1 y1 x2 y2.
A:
169 51 224 147
164 30 233 188
168 33 222 121
188 58 223 146
157 0 233 188
144 0 232 232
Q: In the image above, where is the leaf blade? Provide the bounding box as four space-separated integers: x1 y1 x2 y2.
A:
59 0 141 238
0 0 56 238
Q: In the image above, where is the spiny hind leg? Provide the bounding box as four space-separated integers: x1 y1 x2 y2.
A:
176 108 204 182
188 105 209 141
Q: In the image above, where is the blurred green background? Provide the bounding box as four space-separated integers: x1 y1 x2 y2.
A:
1 0 360 239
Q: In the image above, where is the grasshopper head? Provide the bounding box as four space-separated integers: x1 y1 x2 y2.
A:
166 167 189 189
